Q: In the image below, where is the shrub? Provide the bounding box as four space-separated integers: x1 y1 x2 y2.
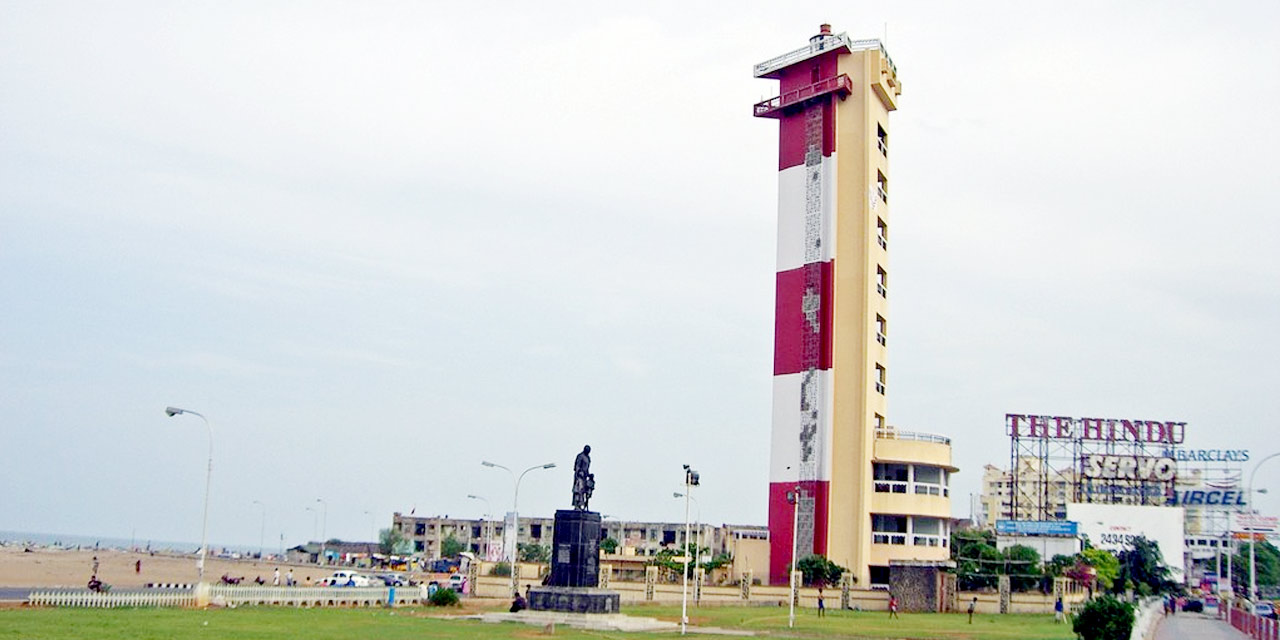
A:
490 561 511 577
429 587 460 606
1072 595 1134 640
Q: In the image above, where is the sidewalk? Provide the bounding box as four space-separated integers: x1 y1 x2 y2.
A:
1155 613 1251 640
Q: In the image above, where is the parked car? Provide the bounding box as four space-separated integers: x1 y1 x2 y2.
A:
448 574 466 593
325 571 372 587
377 573 408 587
1255 602 1277 619
1182 599 1204 613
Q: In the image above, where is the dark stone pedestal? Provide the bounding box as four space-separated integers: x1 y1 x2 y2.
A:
549 509 600 587
529 509 619 613
528 586 620 614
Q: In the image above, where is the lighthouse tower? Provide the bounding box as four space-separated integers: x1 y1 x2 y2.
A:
755 26 917 586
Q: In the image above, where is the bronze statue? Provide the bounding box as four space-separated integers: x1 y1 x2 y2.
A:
572 445 594 510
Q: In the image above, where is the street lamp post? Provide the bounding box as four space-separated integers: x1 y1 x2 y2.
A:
1248 453 1280 602
788 486 802 629
165 407 213 581
679 465 700 636
253 500 266 560
467 494 492 558
481 460 556 595
674 491 702 605
316 498 328 566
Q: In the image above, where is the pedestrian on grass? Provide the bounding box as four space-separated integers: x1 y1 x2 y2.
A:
967 597 977 624
888 593 899 619
1055 596 1064 623
817 588 825 618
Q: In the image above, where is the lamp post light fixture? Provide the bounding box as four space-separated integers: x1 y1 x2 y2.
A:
481 460 556 595
467 494 493 557
1248 453 1280 602
165 406 213 580
252 500 266 560
679 465 700 636
787 486 802 629
673 491 703 605
316 498 328 566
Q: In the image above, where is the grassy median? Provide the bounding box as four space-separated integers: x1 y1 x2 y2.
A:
0 603 1078 639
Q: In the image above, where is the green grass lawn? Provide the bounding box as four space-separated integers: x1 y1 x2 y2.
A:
0 603 1079 640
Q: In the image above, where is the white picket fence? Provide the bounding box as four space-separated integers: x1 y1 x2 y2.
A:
27 585 426 608
208 585 425 607
27 590 195 608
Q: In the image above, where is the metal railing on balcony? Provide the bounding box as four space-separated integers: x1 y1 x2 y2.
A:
754 34 896 78
872 533 907 545
875 428 952 446
874 480 908 494
753 74 853 118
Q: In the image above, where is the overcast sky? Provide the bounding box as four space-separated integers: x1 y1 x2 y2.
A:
2 1 1277 550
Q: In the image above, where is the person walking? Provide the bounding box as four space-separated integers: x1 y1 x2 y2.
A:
273 567 280 586
888 593 899 619
967 597 977 624
92 556 100 576
817 588 825 618
135 559 142 574
286 569 294 586
1054 596 1064 623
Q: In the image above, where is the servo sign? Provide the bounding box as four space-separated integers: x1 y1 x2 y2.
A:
1082 455 1177 481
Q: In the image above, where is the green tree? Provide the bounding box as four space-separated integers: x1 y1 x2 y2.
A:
1117 536 1175 594
1229 539 1280 592
1072 595 1134 640
600 537 619 554
794 554 846 587
1081 548 1120 591
440 535 465 558
378 528 411 557
1001 545 1042 592
490 561 512 576
952 530 1001 591
518 542 549 563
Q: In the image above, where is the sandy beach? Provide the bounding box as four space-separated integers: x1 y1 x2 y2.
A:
0 546 347 589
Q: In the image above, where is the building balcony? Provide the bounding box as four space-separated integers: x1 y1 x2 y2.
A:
753 74 853 119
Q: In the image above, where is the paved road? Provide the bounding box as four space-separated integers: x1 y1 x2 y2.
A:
1155 612 1250 640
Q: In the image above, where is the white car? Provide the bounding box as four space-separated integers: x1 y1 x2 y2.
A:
325 570 372 587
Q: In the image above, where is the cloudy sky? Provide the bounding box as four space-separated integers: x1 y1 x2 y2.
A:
2 1 1277 550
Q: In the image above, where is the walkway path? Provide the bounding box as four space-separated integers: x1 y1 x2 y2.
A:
1155 612 1250 640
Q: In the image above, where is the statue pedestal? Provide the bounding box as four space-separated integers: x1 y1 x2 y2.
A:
529 509 619 614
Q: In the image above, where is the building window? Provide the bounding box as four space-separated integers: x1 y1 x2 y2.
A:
876 266 887 298
874 463 909 493
877 124 887 157
875 314 887 346
874 364 886 394
872 514 907 545
874 413 885 432
912 517 944 547
876 217 887 250
531 523 542 539
877 171 888 202
415 523 426 536
913 466 948 497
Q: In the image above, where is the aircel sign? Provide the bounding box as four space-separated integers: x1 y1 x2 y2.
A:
1169 488 1247 507
1006 414 1186 444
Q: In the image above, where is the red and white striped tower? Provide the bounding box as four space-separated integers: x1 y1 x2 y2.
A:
755 25 901 585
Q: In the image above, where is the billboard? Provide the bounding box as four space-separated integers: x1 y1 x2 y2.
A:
996 520 1079 536
1232 513 1280 539
1068 503 1186 577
